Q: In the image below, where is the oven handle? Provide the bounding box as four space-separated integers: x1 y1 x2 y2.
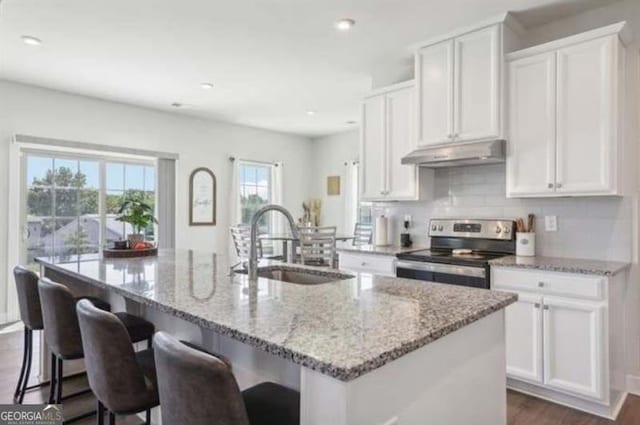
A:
396 261 486 279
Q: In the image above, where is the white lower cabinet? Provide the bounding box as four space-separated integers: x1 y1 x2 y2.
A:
338 252 396 277
493 266 625 418
505 292 543 384
543 296 605 400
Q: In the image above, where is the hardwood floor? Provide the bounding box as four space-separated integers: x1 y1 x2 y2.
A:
507 389 640 425
1 324 639 424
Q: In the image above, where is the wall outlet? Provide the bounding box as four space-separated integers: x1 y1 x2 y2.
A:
545 215 558 232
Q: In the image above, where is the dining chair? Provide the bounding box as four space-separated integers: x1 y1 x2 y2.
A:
13 266 111 405
38 277 155 423
353 222 374 246
153 331 300 425
298 226 337 268
230 225 260 272
76 299 158 425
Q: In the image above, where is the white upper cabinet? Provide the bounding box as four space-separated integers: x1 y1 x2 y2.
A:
360 82 433 202
453 25 500 141
507 23 627 197
386 87 418 199
507 52 556 196
361 95 387 200
416 22 509 146
556 36 616 194
416 41 454 145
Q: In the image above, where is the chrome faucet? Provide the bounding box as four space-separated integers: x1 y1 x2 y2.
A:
249 204 299 280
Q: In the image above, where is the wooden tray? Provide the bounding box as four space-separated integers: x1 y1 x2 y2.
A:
103 247 158 258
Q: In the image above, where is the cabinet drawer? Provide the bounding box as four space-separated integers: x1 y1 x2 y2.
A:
492 268 604 300
339 253 396 276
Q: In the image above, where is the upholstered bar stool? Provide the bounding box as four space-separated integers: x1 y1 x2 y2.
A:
12 266 110 404
154 331 300 425
76 299 159 425
38 278 155 423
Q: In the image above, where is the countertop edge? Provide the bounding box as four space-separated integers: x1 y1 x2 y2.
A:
489 256 631 277
37 258 516 382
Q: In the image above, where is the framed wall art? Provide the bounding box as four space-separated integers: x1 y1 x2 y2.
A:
189 167 216 225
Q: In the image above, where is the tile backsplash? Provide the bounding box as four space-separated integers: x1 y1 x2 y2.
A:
372 164 634 261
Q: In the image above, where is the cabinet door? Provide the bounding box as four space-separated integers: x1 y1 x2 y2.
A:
543 296 606 400
386 87 418 200
360 95 387 200
507 52 557 196
416 40 454 146
556 35 617 194
453 25 500 142
505 293 544 384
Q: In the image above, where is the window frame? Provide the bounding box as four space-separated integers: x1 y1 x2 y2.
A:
236 160 273 232
21 148 156 264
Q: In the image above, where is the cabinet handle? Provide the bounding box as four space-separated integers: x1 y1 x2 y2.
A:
534 303 541 309
453 133 459 139
547 183 554 189
543 305 549 310
538 281 545 288
556 183 562 189
361 262 367 266
447 134 453 139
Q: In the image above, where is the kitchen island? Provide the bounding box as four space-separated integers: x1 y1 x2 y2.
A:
37 249 516 425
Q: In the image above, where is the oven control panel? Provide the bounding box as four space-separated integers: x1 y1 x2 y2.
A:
429 219 515 240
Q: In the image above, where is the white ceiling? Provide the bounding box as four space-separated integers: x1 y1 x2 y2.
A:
0 0 616 137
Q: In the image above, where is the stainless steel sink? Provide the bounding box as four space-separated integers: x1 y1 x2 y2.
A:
236 265 353 285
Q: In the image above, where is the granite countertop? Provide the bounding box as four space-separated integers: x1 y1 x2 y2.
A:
337 244 429 256
37 249 516 382
489 255 631 276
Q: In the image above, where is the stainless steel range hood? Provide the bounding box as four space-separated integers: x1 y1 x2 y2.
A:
401 139 506 168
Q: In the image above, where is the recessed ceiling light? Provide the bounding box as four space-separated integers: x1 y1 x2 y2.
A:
334 18 356 31
200 82 214 90
21 35 42 46
306 110 317 116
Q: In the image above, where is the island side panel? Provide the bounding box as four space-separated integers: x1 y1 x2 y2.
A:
300 311 507 425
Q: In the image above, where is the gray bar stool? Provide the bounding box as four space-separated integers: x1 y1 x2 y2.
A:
76 299 159 425
12 266 110 404
153 331 300 425
38 278 155 423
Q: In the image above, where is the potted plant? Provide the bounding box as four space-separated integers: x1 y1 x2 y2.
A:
116 197 158 248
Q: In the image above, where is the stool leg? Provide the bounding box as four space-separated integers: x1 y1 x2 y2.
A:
145 409 151 425
13 328 29 403
17 329 33 404
55 357 63 404
48 353 57 404
97 401 105 425
147 337 152 349
108 412 116 425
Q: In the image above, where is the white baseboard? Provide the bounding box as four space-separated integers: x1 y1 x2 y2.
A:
626 374 640 395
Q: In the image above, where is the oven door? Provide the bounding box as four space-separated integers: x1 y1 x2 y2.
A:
396 261 489 289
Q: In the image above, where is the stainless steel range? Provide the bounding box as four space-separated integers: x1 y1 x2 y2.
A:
396 218 516 289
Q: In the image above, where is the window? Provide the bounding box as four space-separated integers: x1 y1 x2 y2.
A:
24 152 155 266
359 203 373 224
106 162 156 245
238 162 271 233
